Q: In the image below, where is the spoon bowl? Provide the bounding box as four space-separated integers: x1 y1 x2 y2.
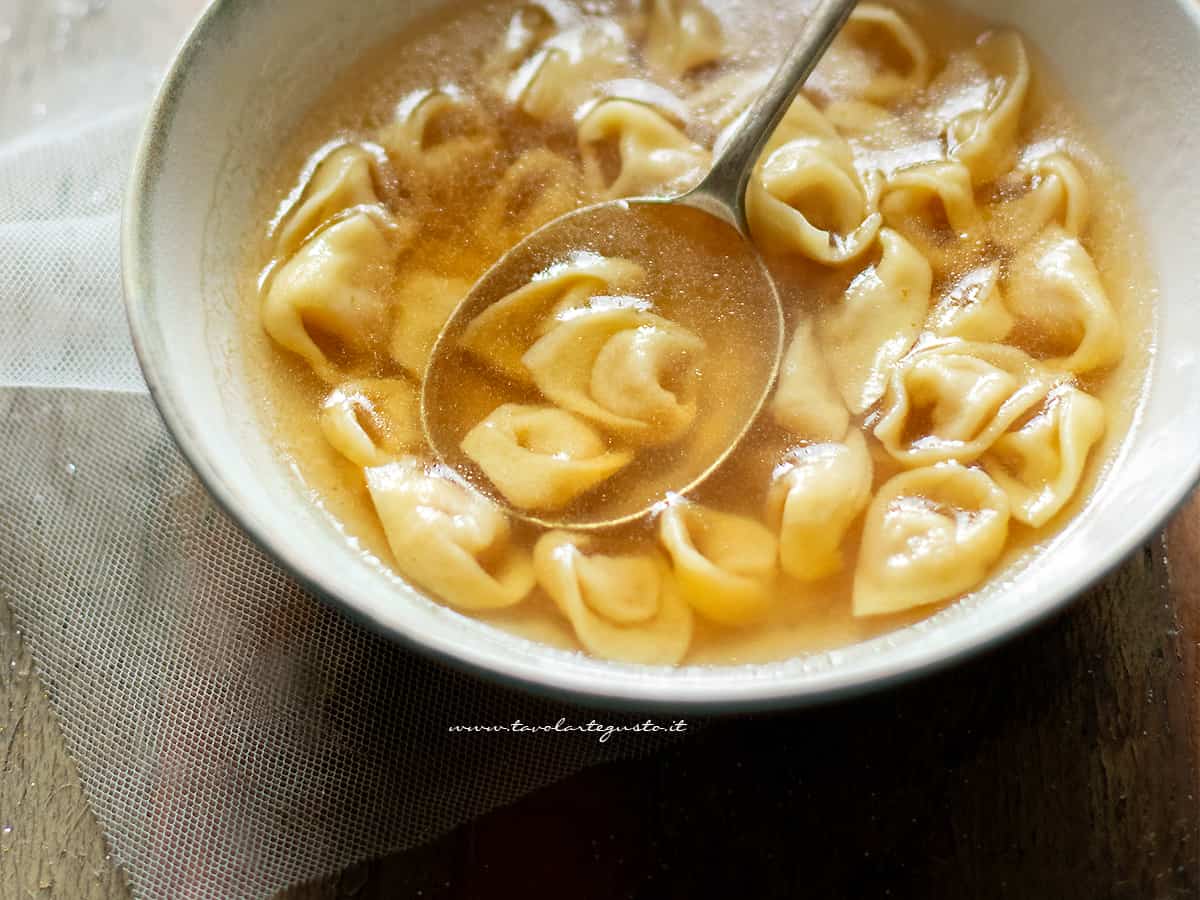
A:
421 197 785 529
420 0 858 529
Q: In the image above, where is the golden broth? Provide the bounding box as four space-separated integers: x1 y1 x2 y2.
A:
241 0 1155 666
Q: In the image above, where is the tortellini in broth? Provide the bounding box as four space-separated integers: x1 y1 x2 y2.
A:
634 0 725 78
766 430 873 582
745 96 884 266
459 252 647 383
1004 227 1123 374
934 30 1031 186
252 0 1146 667
366 458 535 611
535 531 693 665
659 499 778 626
262 209 402 381
818 227 933 414
854 463 1010 616
523 305 707 445
824 3 933 105
320 378 421 468
461 404 632 510
577 99 710 199
874 339 1059 468
982 385 1106 527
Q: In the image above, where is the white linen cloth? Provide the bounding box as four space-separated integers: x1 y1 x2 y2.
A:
0 2 676 896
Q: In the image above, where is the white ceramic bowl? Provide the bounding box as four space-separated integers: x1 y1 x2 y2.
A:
124 0 1200 710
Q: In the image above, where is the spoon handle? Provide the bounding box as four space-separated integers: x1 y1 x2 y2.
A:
684 0 858 233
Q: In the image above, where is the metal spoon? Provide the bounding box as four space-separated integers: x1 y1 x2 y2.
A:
422 0 859 529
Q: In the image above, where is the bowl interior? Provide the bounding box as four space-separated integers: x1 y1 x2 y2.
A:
125 0 1200 709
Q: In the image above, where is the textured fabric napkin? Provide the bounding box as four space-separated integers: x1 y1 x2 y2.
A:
0 2 677 896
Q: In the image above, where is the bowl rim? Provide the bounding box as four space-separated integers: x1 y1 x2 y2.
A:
123 0 1200 712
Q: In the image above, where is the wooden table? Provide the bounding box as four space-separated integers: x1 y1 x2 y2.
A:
1 2 1196 895
4 493 1198 898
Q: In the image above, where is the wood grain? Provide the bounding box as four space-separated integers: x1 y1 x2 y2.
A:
0 589 129 899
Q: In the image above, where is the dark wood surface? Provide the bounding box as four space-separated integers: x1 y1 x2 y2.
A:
2 2 1197 895
289 494 1200 900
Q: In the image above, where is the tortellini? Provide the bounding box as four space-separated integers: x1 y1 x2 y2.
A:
771 319 850 442
745 96 884 266
460 252 646 382
262 209 400 380
926 262 1014 343
989 151 1091 243
320 379 421 468
500 21 632 121
854 463 1010 616
766 430 873 582
461 404 632 510
477 148 585 252
389 272 470 379
658 499 778 625
982 385 1105 527
483 2 569 84
578 99 710 199
879 159 981 272
818 227 933 414
1004 227 1123 374
380 88 500 192
829 4 932 104
253 2 1140 667
874 339 1057 467
366 457 535 610
273 142 408 260
523 306 706 445
534 532 693 665
937 30 1031 186
634 0 724 78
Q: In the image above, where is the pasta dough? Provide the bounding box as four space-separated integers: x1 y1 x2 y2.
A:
1004 227 1123 374
818 227 933 414
577 99 709 198
262 209 401 381
320 378 421 468
745 96 884 266
635 0 724 77
522 306 706 445
982 386 1106 527
854 463 1010 616
366 458 535 610
766 430 873 581
534 531 693 665
659 499 778 625
874 339 1057 467
459 252 645 383
461 404 632 510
